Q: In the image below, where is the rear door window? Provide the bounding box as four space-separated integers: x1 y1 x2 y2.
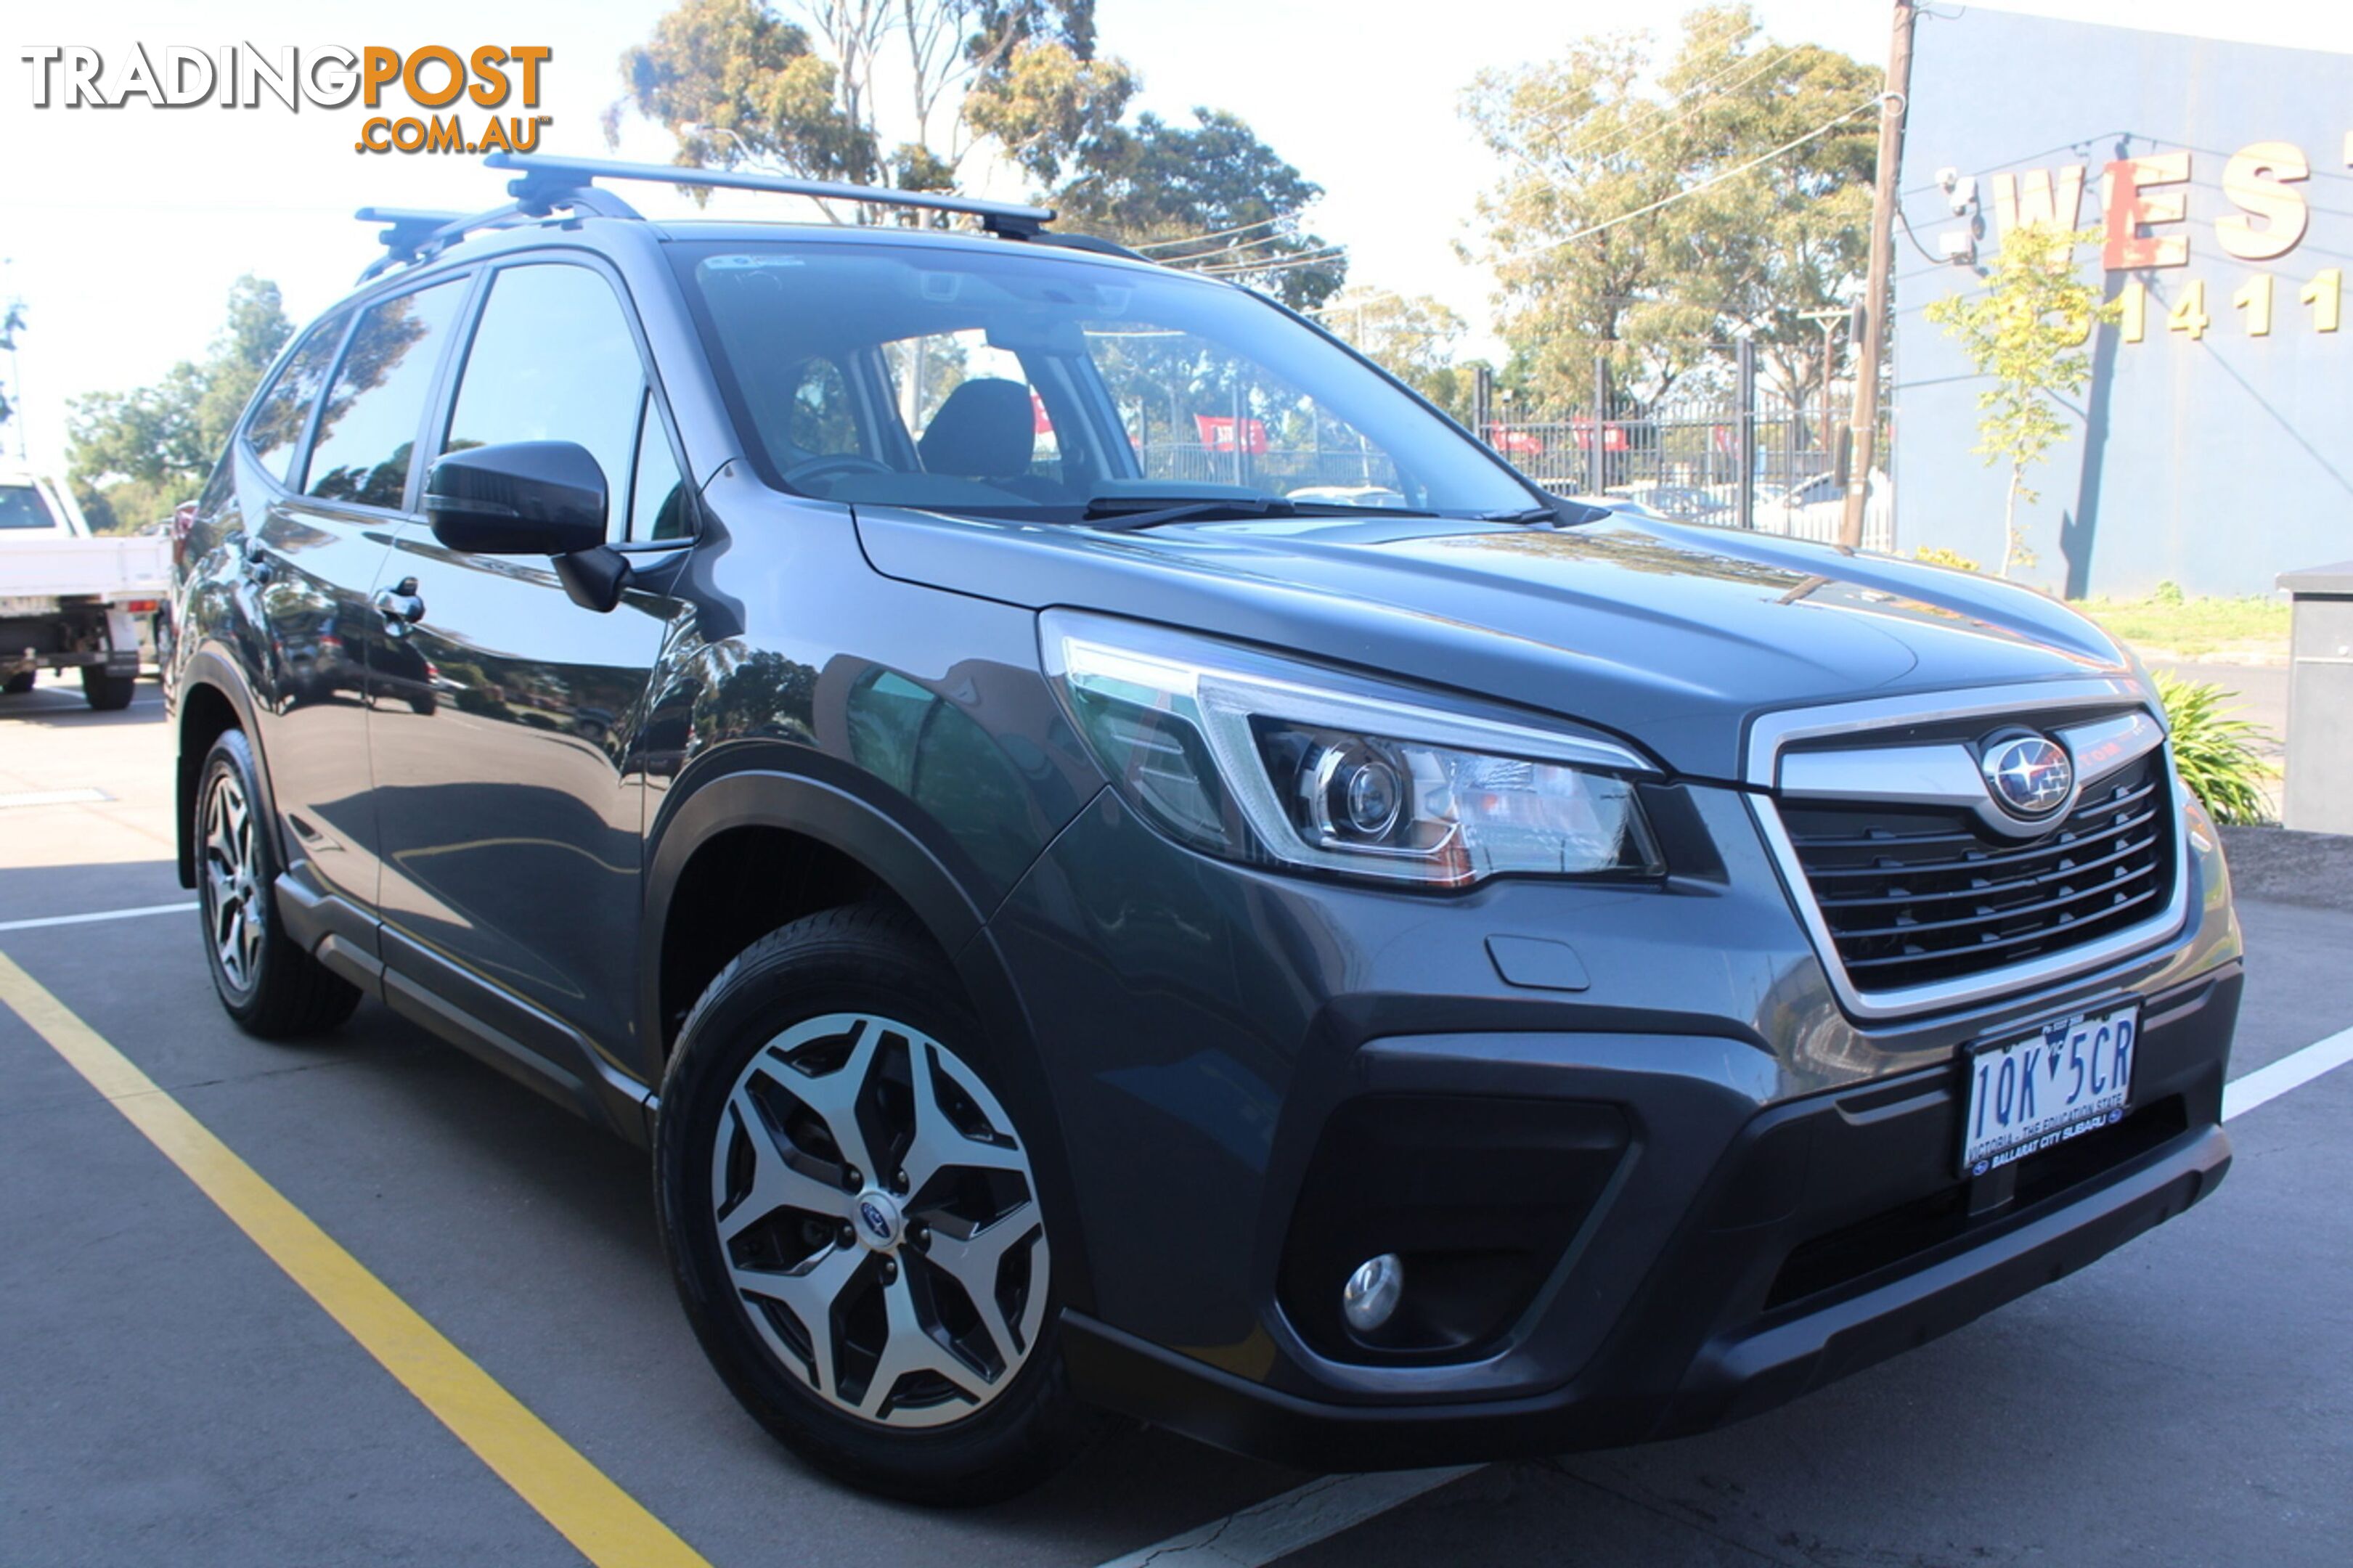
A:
303 279 470 508
244 314 348 484
442 263 651 542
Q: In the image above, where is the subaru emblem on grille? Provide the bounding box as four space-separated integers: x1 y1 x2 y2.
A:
1981 734 2073 818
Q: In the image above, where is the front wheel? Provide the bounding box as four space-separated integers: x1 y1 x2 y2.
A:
656 905 1102 1504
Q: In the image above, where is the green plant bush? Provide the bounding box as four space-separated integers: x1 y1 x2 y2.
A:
2152 671 2274 825
1913 545 1983 573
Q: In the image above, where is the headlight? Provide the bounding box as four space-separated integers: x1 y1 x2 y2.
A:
1041 611 1662 887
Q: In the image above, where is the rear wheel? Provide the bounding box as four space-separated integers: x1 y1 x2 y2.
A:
195 729 360 1038
82 666 136 711
2 671 33 696
656 905 1101 1504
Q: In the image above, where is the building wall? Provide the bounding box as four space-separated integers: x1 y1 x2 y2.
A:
1894 9 2352 597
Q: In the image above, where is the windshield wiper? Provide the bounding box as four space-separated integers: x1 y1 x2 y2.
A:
1083 496 1296 532
1477 499 1618 526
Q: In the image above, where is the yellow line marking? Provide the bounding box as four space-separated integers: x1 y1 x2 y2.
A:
0 952 711 1568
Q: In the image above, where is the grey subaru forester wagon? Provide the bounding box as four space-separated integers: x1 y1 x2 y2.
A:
168 152 2239 1502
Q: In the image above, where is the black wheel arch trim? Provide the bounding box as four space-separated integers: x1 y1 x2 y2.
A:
640 748 991 1050
638 743 1100 1313
174 647 278 891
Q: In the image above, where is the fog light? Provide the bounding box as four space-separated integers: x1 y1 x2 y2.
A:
1342 1252 1404 1333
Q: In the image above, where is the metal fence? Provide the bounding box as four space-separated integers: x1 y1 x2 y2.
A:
1115 338 1895 552
1471 341 1894 555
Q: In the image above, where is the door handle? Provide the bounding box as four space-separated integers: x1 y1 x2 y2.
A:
240 534 274 584
372 578 425 631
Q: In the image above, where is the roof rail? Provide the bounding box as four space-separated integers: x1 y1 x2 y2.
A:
352 176 643 282
357 152 1115 282
482 151 1058 237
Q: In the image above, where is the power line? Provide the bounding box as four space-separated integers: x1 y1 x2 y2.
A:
1192 239 1348 271
1497 97 1886 259
1145 229 1308 268
1195 245 1348 278
1132 213 1290 252
1538 16 1778 166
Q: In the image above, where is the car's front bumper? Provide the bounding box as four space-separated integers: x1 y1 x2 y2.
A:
1057 963 2237 1469
989 779 2241 1468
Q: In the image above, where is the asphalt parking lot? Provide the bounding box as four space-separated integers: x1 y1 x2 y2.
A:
4 674 2349 1567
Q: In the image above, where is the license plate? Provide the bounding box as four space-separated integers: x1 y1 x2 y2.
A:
1961 1003 2138 1176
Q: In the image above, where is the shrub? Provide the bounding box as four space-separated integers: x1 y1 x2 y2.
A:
1913 545 1983 573
2151 671 2273 825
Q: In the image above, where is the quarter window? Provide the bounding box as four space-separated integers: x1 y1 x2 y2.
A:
244 313 348 484
628 391 689 542
305 280 469 508
444 264 649 541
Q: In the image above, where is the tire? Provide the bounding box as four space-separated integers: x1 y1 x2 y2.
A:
194 728 362 1039
656 905 1104 1504
82 666 137 711
2 671 33 696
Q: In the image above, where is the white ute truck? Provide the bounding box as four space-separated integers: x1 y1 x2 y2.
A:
0 473 170 710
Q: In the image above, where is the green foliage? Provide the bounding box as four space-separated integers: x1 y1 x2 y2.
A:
1912 544 1982 573
613 0 1122 193
2151 672 2274 826
611 0 873 182
962 35 1133 187
1462 4 1877 409
1054 109 1345 310
1319 289 1474 420
613 1 1338 306
66 275 292 531
2151 579 2185 605
1923 222 2118 578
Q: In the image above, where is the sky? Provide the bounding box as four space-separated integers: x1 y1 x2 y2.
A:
2 0 2346 481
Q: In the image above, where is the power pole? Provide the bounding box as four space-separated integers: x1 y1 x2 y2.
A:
1839 0 1917 551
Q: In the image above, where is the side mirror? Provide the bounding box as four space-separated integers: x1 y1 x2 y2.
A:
425 441 608 557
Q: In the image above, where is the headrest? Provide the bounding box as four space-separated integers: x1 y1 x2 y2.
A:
917 378 1035 479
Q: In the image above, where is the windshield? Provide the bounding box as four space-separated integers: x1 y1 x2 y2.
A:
672 239 1538 520
0 483 60 531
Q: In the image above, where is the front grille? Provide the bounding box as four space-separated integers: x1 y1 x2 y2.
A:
1780 748 2175 994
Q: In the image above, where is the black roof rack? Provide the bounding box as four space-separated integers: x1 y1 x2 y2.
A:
486 151 1057 237
358 152 1138 281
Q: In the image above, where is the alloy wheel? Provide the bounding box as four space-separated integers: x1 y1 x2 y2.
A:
709 1012 1050 1429
203 770 262 992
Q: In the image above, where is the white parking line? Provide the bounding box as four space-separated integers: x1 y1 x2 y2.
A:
0 787 112 809
1096 1024 2353 1568
2222 1026 2353 1121
0 902 197 933
1092 1467 1480 1568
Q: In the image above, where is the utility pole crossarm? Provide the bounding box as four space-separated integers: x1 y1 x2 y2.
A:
1840 0 1918 552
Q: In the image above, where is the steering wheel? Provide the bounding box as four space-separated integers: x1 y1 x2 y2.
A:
783 454 896 493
